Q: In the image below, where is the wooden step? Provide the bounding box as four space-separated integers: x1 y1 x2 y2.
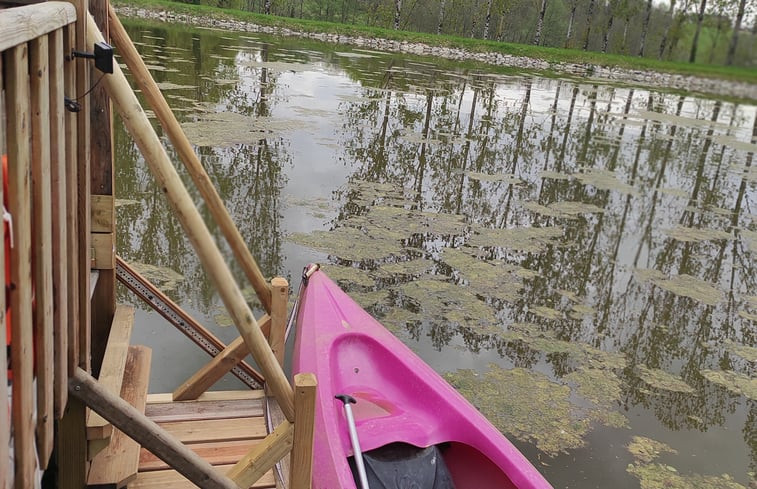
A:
87 345 152 488
87 304 136 442
130 464 276 489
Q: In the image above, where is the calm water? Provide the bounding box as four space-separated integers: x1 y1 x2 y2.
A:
115 18 756 489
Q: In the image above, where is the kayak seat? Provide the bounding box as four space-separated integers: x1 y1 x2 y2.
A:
349 442 456 489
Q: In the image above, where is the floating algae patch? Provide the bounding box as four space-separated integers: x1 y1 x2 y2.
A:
346 179 408 206
738 310 757 321
350 289 391 309
530 305 563 321
569 303 596 319
397 279 498 331
212 310 234 328
182 112 309 147
650 274 723 306
376 258 434 278
156 82 196 91
628 436 677 464
238 60 311 72
574 168 638 195
637 365 695 394
565 367 623 407
288 226 405 262
115 198 141 207
663 226 733 242
627 463 747 489
741 229 757 252
445 366 587 455
440 247 524 303
467 226 564 253
701 369 757 400
724 340 757 363
538 170 572 181
128 262 184 292
464 171 522 184
379 307 423 334
522 201 604 218
320 264 376 289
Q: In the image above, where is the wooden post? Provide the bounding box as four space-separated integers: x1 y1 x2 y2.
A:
30 33 56 469
87 14 295 422
69 368 240 489
6 41 37 489
49 26 69 421
269 278 288 368
89 0 116 379
290 373 317 489
106 5 273 313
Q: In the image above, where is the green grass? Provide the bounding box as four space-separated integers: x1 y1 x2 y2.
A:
115 0 757 85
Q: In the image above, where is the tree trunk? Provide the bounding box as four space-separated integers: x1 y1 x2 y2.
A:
658 0 676 59
483 0 493 39
726 0 746 65
264 0 271 14
621 15 630 53
638 0 653 56
534 0 549 45
582 0 596 50
602 7 614 53
394 0 401 29
437 0 446 34
470 16 477 38
565 1 577 47
689 0 707 62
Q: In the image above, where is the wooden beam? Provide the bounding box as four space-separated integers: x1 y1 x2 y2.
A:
144 398 264 424
172 315 270 402
157 417 267 445
0 2 77 51
131 466 275 489
106 4 272 313
91 195 114 232
69 368 240 489
58 397 89 489
30 33 55 469
88 345 152 488
87 305 135 439
87 14 294 422
269 278 287 368
290 374 317 489
147 390 263 404
6 41 38 489
49 26 69 420
226 421 294 489
91 232 115 269
63 23 80 378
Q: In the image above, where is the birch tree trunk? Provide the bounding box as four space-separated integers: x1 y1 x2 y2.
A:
394 0 401 29
483 0 493 39
534 0 549 45
638 0 653 56
565 0 578 47
726 0 746 65
582 0 596 50
688 0 707 62
658 0 676 59
437 0 446 34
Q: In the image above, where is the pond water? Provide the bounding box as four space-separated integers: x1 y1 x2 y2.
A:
115 18 757 489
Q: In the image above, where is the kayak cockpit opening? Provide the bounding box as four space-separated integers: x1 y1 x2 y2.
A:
348 443 456 489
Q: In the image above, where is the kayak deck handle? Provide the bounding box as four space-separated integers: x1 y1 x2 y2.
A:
335 394 357 405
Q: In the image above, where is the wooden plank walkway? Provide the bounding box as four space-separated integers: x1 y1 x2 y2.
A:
131 390 276 489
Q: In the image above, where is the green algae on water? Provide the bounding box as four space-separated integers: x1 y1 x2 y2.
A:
635 270 724 306
467 226 564 253
288 226 405 262
637 365 695 394
627 463 747 489
128 261 184 292
320 264 376 289
628 436 677 464
523 201 605 218
574 168 638 195
663 226 734 242
723 340 757 363
182 112 309 147
701 369 757 400
397 279 497 331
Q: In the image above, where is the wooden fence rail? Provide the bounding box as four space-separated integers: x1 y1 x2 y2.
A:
1 3 84 487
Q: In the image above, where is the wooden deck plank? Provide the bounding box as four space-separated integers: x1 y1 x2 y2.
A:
139 439 259 471
131 465 275 489
88 345 152 488
144 398 263 423
147 390 263 404
157 417 267 445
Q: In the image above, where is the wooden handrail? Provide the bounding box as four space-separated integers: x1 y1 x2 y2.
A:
0 2 77 52
106 5 273 313
85 13 295 421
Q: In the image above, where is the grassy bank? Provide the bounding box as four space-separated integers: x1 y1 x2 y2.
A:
115 0 757 85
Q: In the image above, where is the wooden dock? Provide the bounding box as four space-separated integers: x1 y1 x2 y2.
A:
132 391 276 489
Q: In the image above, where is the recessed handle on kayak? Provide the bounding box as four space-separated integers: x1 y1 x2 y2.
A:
335 394 370 489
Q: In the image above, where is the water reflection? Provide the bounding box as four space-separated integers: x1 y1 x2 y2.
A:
116 18 756 487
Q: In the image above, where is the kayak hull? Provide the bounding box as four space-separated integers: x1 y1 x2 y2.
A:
292 269 552 489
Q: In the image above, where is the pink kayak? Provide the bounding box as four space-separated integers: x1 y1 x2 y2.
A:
292 266 552 489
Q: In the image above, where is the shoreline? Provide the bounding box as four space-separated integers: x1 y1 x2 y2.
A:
115 4 757 102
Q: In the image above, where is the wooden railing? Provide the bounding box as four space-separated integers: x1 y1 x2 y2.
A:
0 2 87 487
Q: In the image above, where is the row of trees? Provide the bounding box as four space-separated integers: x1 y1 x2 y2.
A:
200 0 757 66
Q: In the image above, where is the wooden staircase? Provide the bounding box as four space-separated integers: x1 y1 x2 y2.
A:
86 304 153 488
